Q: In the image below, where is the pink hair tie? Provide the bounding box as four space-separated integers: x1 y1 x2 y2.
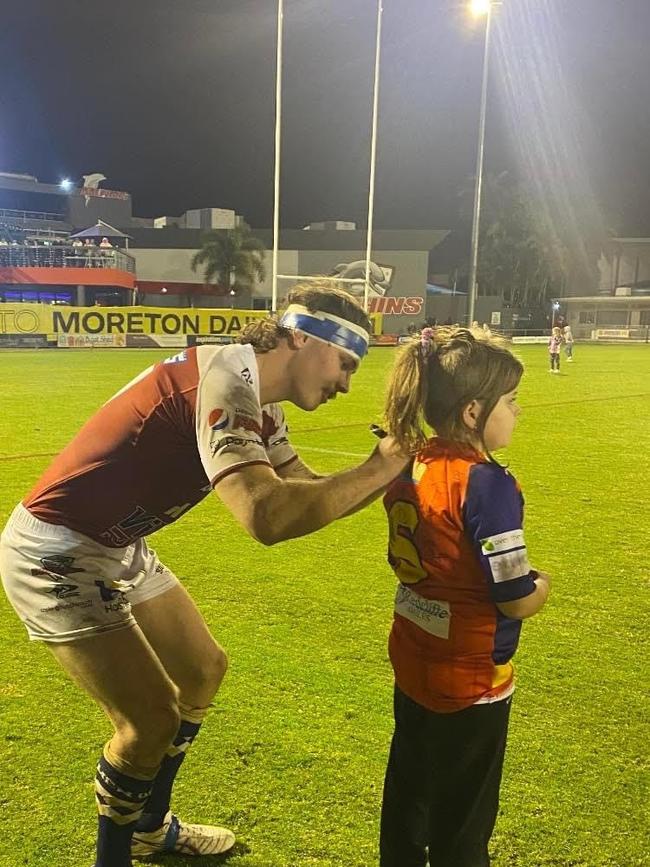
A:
420 327 434 358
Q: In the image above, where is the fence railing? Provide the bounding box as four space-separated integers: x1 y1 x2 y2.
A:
0 244 135 273
0 207 66 223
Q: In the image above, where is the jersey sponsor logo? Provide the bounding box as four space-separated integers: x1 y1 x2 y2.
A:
44 583 80 599
210 434 261 458
95 580 131 612
39 598 93 614
488 549 532 583
208 408 230 431
40 555 84 575
99 506 165 546
481 529 525 556
232 413 262 436
31 554 85 581
261 411 279 442
163 350 188 365
241 367 253 385
394 584 450 639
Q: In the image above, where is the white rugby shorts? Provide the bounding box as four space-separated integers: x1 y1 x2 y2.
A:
0 504 179 642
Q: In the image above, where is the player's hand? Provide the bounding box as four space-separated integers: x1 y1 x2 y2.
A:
534 570 552 589
372 433 410 473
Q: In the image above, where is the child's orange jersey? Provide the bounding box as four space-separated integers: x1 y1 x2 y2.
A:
383 438 537 713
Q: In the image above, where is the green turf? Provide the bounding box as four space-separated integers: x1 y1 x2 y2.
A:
0 345 648 867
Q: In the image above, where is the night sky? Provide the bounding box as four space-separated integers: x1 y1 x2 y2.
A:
2 0 649 234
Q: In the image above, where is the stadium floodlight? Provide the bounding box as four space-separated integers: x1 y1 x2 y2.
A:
466 0 497 326
161 287 168 294
59 178 73 191
552 301 561 326
470 0 491 15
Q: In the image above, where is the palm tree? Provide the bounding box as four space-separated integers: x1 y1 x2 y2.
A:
191 223 266 302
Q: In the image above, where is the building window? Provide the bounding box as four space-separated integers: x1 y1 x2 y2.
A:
640 310 650 326
578 311 595 324
596 309 628 326
0 289 72 304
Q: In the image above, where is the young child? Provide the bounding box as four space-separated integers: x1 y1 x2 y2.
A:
563 324 574 361
548 326 563 372
379 327 551 867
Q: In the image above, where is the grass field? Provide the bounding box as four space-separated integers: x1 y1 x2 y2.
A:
0 344 648 867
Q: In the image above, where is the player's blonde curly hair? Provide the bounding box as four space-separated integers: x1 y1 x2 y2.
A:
238 278 371 353
384 327 523 453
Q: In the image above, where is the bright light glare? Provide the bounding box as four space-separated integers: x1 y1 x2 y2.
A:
59 178 73 191
552 302 561 310
470 0 491 16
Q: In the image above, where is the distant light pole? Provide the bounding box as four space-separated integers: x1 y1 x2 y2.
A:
552 301 560 327
467 0 497 326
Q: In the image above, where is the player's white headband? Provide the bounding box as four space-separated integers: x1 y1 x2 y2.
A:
279 304 370 361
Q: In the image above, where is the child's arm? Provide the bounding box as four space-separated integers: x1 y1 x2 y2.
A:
464 464 550 618
497 570 551 619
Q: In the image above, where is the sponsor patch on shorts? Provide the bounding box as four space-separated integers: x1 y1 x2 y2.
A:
481 529 525 555
394 585 450 639
488 548 532 583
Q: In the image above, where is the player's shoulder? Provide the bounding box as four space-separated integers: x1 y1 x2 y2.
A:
197 343 259 394
197 342 255 377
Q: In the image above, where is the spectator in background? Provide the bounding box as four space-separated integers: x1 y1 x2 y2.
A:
99 237 115 267
548 326 563 373
84 238 98 267
563 325 574 361
71 238 84 263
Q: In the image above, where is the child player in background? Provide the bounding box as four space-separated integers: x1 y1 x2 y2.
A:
548 326 563 372
379 327 551 867
563 324 574 361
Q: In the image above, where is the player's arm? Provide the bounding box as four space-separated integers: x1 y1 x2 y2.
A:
275 456 321 480
276 454 389 516
215 436 407 545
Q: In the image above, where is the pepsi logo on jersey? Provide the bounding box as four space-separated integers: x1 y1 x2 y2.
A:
209 408 230 431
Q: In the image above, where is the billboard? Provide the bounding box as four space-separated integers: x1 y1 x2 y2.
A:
0 305 383 339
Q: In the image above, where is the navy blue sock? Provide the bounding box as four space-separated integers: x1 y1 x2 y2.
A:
94 752 156 867
136 718 203 832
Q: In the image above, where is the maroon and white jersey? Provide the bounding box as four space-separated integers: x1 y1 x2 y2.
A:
23 344 298 547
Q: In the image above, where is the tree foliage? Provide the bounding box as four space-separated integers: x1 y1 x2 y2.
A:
191 223 266 295
459 171 599 307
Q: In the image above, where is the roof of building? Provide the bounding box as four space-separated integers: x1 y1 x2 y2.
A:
124 227 449 251
558 295 650 303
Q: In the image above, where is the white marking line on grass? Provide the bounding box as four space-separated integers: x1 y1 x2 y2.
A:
294 445 367 458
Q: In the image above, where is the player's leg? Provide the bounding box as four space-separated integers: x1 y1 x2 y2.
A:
426 698 511 866
0 509 182 867
379 686 430 867
128 578 234 855
49 626 182 867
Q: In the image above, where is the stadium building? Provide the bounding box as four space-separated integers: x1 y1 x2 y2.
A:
0 171 446 337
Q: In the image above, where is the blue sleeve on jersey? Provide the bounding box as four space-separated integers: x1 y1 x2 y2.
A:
463 462 537 604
